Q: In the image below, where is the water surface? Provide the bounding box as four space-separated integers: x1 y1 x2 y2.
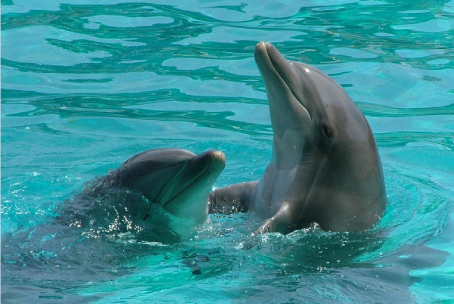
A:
2 0 454 303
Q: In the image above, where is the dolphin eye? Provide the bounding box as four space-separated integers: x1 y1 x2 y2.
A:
320 124 334 139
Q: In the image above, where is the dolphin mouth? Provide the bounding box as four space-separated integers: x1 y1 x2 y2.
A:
160 150 226 210
254 42 312 121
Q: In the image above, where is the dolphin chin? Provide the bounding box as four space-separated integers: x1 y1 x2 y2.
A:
210 42 387 234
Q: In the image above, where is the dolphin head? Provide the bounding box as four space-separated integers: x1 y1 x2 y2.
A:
118 149 226 224
254 42 387 232
255 42 373 168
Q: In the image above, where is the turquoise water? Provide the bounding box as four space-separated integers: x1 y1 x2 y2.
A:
2 0 454 303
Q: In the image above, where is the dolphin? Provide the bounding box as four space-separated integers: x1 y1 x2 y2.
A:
209 42 387 234
61 148 226 236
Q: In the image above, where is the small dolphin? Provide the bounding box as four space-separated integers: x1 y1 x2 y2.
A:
209 42 387 234
65 148 226 235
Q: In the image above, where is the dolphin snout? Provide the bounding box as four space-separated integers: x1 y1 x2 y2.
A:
208 150 226 162
205 150 226 170
255 41 267 51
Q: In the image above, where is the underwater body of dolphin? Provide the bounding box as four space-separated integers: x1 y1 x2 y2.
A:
2 148 225 286
209 42 387 234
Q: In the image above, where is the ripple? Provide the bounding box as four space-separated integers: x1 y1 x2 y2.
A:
175 26 306 45
330 47 378 59
84 15 174 29
393 19 454 33
2 25 142 66
395 49 446 59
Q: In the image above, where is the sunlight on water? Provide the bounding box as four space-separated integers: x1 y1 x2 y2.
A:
2 0 453 303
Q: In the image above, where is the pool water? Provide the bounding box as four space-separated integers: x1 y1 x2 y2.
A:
2 1 454 303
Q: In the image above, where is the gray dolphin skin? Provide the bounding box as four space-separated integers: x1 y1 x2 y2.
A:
209 42 387 234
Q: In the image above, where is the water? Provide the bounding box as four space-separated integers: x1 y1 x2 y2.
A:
2 0 454 303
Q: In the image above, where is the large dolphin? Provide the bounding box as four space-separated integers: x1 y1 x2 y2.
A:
209 42 387 234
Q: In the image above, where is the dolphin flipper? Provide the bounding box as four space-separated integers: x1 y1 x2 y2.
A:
252 203 294 235
209 181 258 214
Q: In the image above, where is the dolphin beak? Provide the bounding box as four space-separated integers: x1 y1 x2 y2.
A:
194 150 226 172
255 42 294 87
161 150 226 209
254 42 312 168
181 150 226 189
254 42 312 126
160 150 226 222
